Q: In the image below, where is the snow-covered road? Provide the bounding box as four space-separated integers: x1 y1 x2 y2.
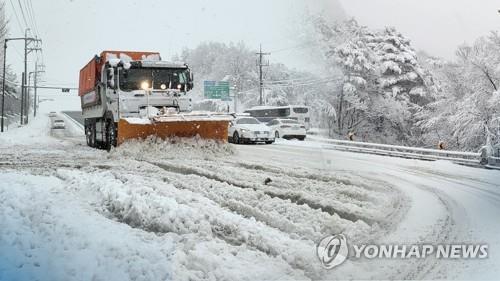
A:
1 103 499 280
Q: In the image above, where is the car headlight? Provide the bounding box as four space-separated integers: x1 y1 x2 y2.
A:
241 129 248 133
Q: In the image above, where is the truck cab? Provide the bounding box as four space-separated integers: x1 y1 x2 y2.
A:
79 51 194 149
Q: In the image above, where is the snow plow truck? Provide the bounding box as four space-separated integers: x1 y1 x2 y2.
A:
79 51 231 150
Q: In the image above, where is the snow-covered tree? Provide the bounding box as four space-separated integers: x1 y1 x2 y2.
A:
417 32 500 151
313 18 374 136
0 2 20 128
312 17 436 142
369 28 432 104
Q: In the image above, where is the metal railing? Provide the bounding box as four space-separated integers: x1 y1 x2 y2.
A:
486 156 500 170
311 137 482 167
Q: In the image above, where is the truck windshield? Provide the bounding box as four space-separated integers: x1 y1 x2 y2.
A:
119 68 188 91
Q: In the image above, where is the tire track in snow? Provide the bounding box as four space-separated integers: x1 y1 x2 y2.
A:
400 185 461 280
55 168 326 280
137 161 370 242
146 159 395 226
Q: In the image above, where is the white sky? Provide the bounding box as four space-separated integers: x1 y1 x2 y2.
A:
4 0 500 91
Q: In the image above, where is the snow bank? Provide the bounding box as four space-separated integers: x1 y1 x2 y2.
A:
0 113 55 146
111 136 235 160
0 170 309 280
0 171 178 281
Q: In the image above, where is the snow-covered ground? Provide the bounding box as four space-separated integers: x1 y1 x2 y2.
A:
0 96 499 280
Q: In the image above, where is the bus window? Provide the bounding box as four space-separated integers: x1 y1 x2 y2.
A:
277 108 290 116
293 107 308 114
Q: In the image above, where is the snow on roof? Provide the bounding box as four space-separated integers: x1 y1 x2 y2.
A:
246 105 309 111
141 61 187 68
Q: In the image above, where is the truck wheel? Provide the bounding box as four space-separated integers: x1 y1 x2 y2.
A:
105 119 117 151
85 120 96 148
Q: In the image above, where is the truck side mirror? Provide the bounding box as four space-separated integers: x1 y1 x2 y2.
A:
106 67 116 89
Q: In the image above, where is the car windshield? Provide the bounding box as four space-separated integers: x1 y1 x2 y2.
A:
281 119 298 124
119 67 188 91
237 118 260 124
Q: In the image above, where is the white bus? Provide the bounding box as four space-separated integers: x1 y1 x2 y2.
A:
244 105 311 130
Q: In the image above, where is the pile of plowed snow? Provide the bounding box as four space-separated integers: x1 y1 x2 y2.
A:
111 136 235 160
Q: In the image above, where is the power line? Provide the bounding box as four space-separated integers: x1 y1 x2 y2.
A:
24 0 43 65
16 0 29 29
265 75 339 85
24 0 39 38
265 77 342 89
269 40 319 53
8 0 24 32
22 0 36 36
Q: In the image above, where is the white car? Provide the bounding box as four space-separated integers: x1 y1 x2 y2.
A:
228 117 274 144
267 119 307 140
52 119 65 129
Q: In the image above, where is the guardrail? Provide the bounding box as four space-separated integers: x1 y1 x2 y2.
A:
311 137 482 167
61 112 84 130
486 156 500 170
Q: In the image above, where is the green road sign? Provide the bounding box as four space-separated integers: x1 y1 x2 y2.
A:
204 81 230 99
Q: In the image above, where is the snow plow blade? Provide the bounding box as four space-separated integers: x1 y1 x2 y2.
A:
117 115 232 145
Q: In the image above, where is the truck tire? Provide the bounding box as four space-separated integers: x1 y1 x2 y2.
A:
105 119 117 151
85 119 96 148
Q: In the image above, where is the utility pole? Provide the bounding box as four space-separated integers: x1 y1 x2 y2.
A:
234 90 238 113
21 72 25 124
21 28 42 125
1 40 6 132
21 29 28 125
29 62 45 117
1 35 41 131
34 63 38 117
256 44 270 106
